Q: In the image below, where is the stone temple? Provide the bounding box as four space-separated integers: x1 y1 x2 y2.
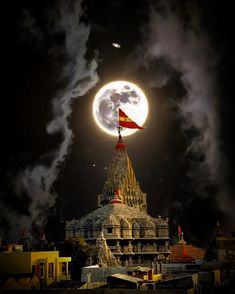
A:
65 135 170 266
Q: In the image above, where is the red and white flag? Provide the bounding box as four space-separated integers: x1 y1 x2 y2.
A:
119 109 143 129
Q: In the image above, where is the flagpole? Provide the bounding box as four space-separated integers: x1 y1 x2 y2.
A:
117 125 122 140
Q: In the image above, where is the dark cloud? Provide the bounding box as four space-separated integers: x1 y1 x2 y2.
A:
138 0 234 240
1 0 234 246
0 0 98 240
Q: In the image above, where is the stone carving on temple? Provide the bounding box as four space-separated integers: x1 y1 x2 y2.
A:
66 135 170 266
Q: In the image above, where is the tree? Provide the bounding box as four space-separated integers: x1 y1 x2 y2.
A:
60 238 94 281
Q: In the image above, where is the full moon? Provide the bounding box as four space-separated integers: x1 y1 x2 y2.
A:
93 81 148 136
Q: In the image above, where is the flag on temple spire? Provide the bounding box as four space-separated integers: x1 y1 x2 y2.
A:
119 109 143 129
178 225 182 237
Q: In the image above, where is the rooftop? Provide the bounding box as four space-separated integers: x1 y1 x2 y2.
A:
67 203 168 227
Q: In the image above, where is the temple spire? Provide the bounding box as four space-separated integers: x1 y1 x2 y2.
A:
178 232 187 245
97 130 147 211
115 126 126 151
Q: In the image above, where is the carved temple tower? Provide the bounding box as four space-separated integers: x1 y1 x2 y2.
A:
66 135 170 266
97 135 147 211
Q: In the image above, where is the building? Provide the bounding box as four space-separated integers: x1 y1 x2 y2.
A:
107 273 197 292
107 273 144 289
0 250 71 289
169 233 205 263
213 235 235 262
207 224 235 263
66 135 170 266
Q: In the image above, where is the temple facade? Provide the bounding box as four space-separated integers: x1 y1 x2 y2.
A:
66 135 170 266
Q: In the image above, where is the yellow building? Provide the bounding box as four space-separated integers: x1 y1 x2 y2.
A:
0 251 71 289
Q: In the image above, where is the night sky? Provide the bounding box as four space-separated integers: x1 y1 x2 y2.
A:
1 0 235 247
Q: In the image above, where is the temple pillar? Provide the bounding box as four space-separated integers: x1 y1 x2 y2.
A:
138 241 141 253
128 256 133 266
116 240 121 253
65 262 69 278
125 258 128 266
116 255 121 266
154 241 158 253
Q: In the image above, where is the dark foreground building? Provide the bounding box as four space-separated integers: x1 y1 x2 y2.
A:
66 136 170 266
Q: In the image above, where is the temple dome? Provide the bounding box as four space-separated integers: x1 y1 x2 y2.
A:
77 203 153 224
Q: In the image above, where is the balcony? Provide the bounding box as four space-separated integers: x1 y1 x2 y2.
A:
122 246 134 254
158 247 170 253
108 246 122 254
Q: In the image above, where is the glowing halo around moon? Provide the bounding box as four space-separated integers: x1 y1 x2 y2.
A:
93 81 148 136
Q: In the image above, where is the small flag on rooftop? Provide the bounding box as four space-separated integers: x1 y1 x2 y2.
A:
178 225 182 237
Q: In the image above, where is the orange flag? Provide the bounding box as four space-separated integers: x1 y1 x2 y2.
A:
119 109 143 129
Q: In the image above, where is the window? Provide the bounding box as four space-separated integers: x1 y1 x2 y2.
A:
48 263 54 278
107 228 112 234
32 265 40 276
140 229 145 238
40 263 44 278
